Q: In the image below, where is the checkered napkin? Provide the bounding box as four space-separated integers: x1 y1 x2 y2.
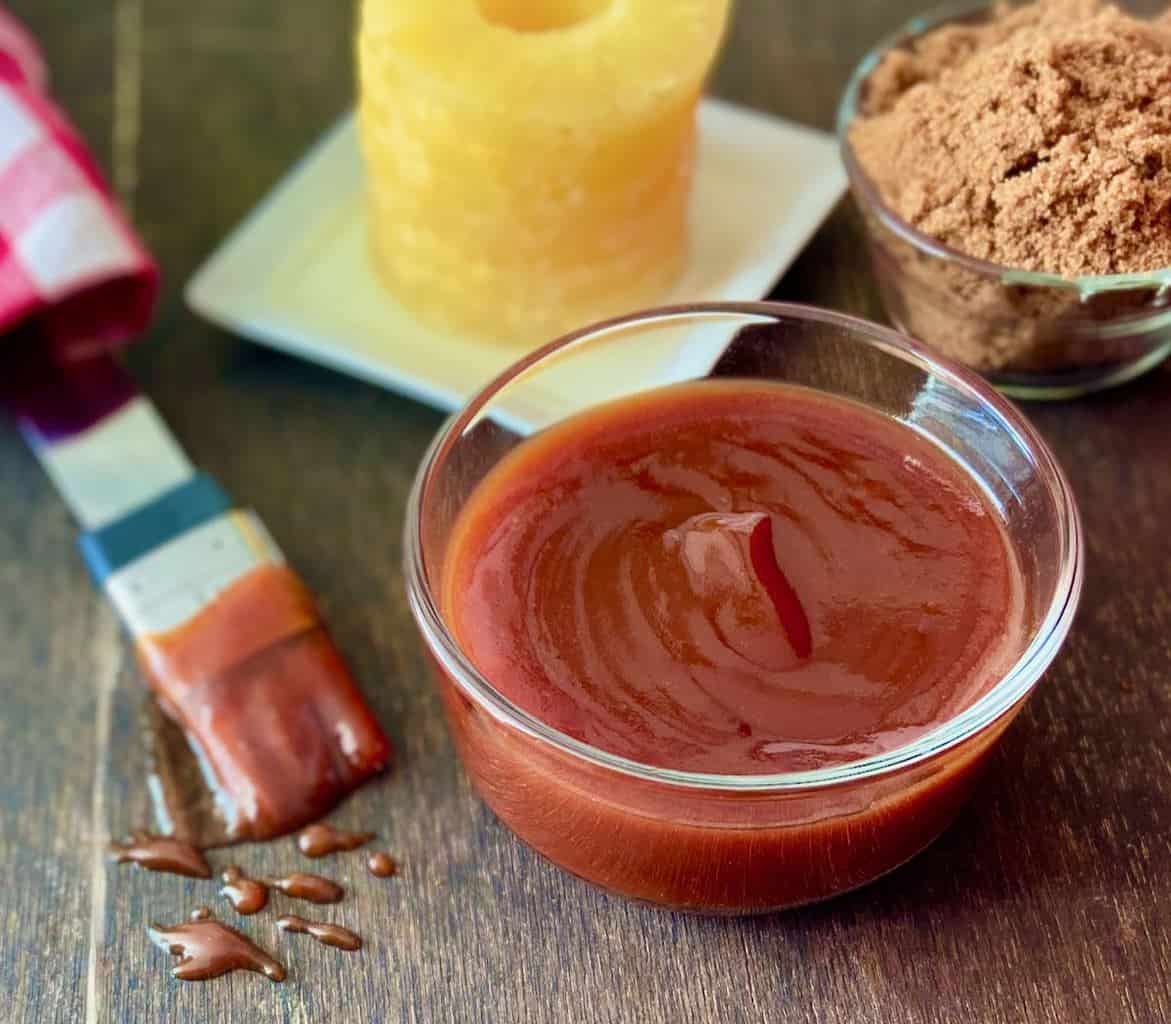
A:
0 5 157 363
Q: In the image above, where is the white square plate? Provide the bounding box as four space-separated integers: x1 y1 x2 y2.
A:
186 99 846 416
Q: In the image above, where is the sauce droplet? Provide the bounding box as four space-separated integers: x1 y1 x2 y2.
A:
109 831 211 879
366 852 398 878
277 914 362 952
219 866 269 915
266 872 344 904
148 915 286 982
190 906 212 921
296 823 374 858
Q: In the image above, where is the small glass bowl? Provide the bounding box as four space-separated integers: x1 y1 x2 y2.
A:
837 0 1171 400
405 303 1083 914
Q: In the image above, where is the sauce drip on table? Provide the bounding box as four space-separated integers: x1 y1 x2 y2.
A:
267 872 344 904
109 831 211 879
219 866 269 915
277 915 362 952
148 914 286 982
296 823 374 857
366 852 398 878
443 380 1027 774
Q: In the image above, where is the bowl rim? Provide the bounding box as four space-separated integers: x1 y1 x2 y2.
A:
836 0 1171 298
404 301 1085 792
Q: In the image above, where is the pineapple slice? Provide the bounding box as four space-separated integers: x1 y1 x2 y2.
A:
357 0 732 346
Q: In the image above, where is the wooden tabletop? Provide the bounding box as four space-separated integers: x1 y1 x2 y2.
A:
3 1 1170 1021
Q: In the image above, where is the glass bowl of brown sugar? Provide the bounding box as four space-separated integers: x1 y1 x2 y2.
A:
837 0 1171 399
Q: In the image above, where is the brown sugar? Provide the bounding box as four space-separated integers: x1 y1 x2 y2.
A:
847 1 1171 373
852 0 1171 278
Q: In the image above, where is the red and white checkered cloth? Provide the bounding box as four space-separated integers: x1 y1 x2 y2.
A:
0 4 157 363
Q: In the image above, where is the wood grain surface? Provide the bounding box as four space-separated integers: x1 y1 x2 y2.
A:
2 1 1170 1021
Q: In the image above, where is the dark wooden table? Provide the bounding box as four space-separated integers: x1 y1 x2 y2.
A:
3 2 1170 1021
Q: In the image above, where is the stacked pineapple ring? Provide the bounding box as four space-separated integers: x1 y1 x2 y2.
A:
358 0 732 345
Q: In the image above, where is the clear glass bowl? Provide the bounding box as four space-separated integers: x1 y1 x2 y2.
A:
837 0 1171 400
405 303 1083 913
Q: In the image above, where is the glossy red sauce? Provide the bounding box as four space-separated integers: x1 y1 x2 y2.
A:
430 381 1036 910
443 381 1025 776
